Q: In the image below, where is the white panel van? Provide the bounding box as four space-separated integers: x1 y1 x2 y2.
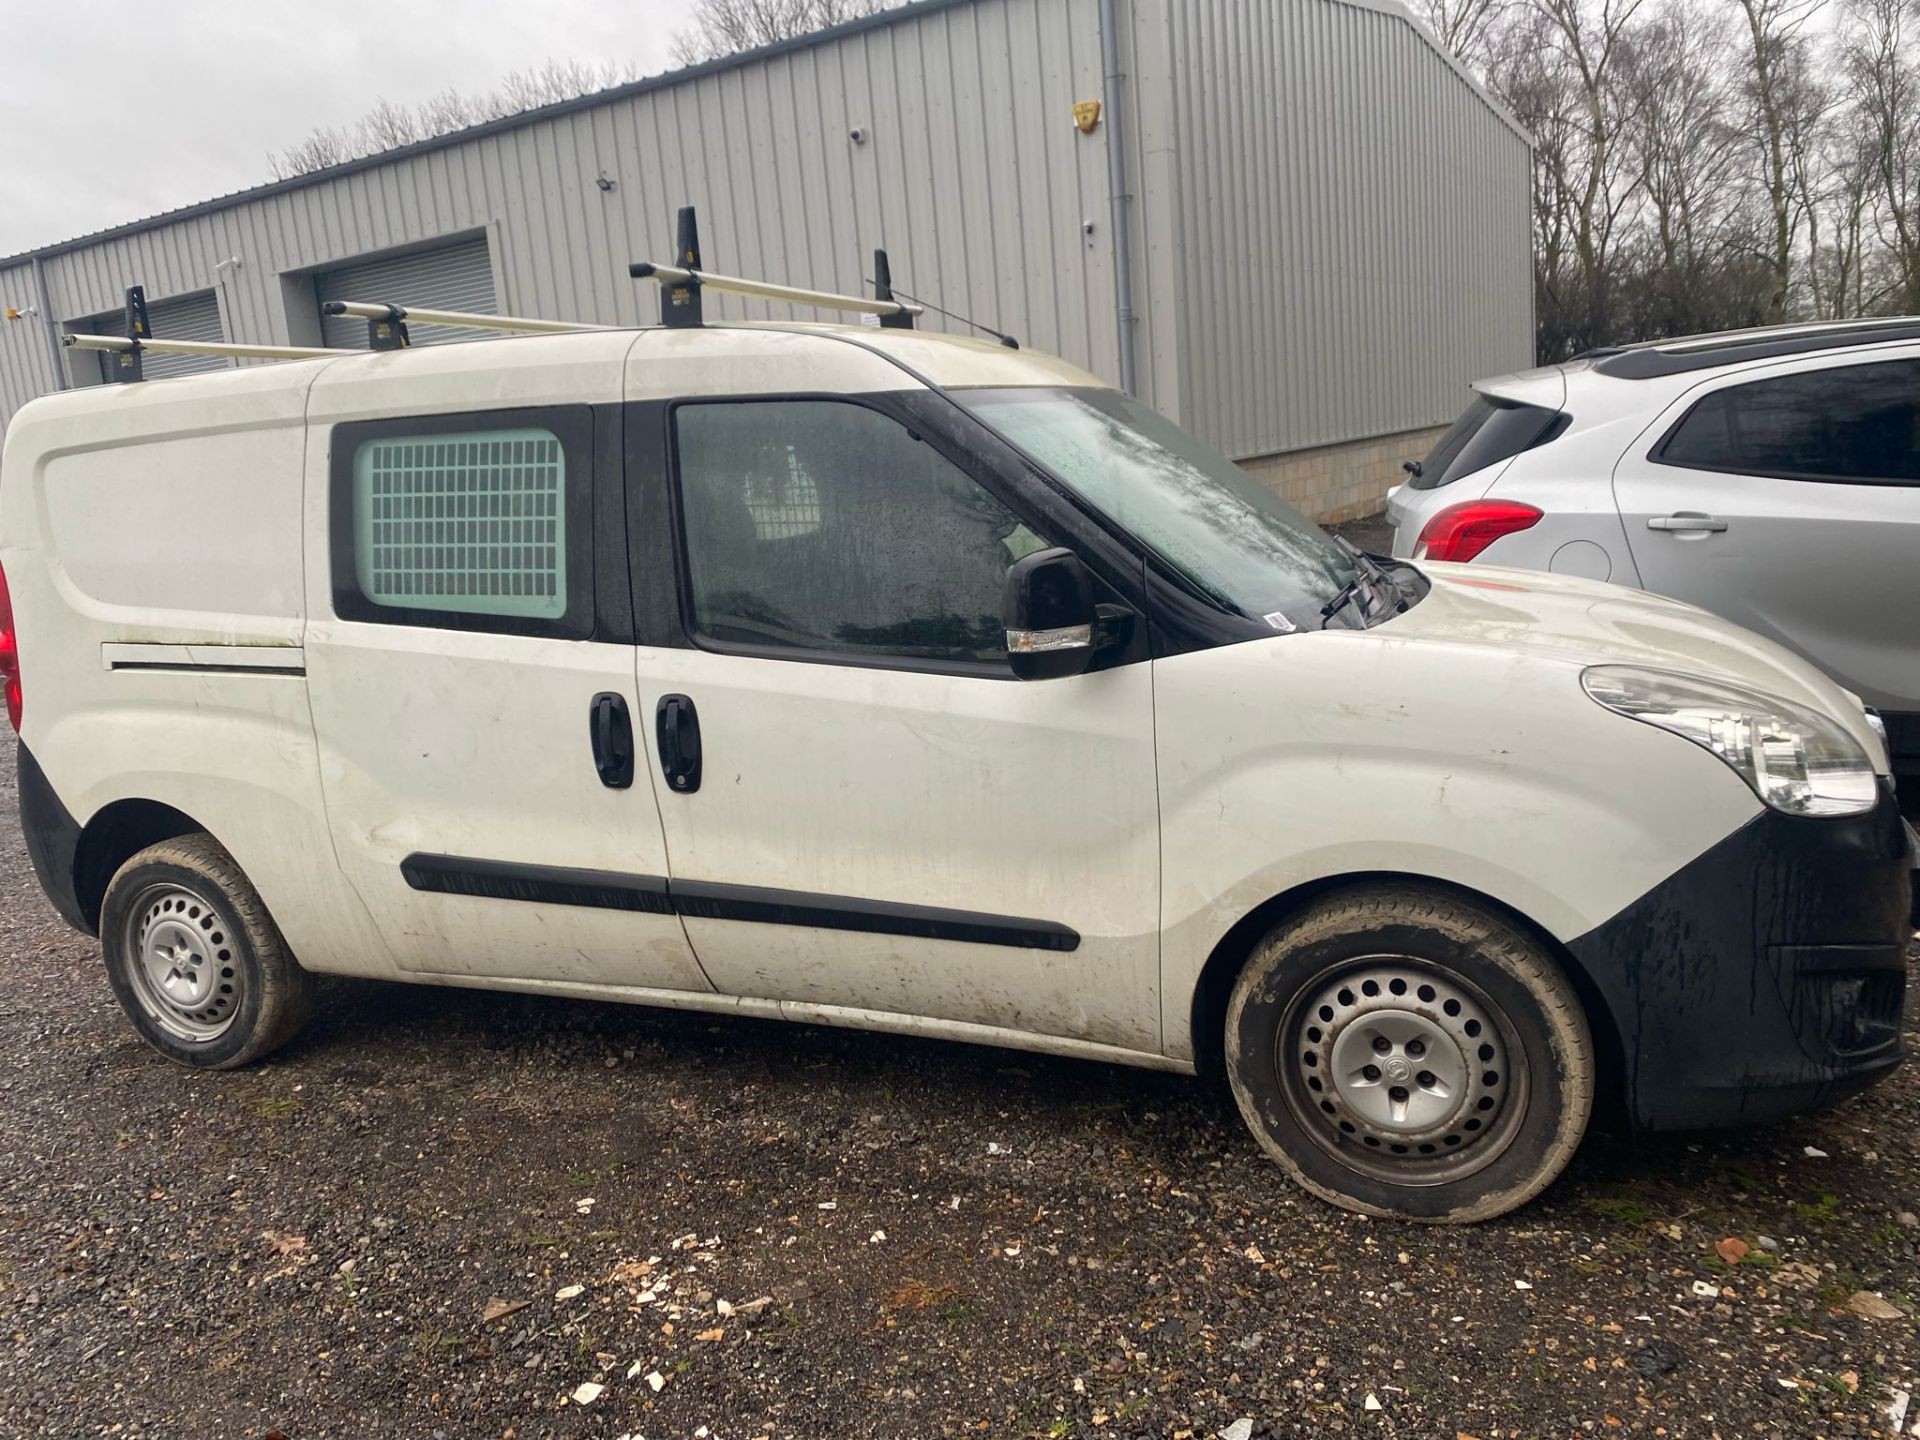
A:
2 323 1911 1221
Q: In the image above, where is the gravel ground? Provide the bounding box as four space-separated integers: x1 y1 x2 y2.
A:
2 745 1917 1440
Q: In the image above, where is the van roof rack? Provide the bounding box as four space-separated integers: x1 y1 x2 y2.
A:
68 207 927 382
318 300 606 350
63 285 350 381
320 206 923 349
629 205 921 330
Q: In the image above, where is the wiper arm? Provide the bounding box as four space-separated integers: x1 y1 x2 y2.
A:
1321 538 1407 627
1320 570 1374 626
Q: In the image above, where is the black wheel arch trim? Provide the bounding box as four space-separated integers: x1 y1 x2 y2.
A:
399 853 1080 952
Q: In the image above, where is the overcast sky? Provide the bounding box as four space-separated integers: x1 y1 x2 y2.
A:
0 0 680 256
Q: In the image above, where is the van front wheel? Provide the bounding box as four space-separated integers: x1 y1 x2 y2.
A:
1225 885 1593 1223
99 835 316 1069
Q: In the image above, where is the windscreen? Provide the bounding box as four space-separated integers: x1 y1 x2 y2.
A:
958 387 1359 627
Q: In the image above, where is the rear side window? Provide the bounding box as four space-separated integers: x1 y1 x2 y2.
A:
330 407 594 638
1410 395 1568 490
673 399 1044 667
1656 359 1920 484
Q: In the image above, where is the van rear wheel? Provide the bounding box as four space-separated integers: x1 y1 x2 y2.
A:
1225 885 1593 1223
99 835 315 1069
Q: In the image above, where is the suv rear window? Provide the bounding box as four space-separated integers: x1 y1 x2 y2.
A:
1410 395 1568 490
1654 359 1920 484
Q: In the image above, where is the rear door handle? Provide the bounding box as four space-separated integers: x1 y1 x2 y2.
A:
1647 513 1728 532
588 692 634 789
656 694 702 794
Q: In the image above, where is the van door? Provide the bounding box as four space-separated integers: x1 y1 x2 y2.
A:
1612 351 1920 715
624 390 1164 1055
303 386 711 994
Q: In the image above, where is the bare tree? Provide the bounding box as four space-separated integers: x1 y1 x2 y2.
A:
1732 0 1829 319
1616 1 1755 334
267 59 642 179
668 0 890 67
1406 0 1517 69
1520 0 1649 354
1843 0 1920 311
1805 110 1881 315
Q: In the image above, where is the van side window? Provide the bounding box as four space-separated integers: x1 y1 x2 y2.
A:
1655 359 1920 484
330 408 594 638
673 400 1039 665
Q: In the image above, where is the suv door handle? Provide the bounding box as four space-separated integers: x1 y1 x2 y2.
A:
588 692 634 789
1647 513 1728 532
656 694 702 794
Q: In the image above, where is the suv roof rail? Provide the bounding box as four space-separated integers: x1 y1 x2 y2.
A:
1592 316 1920 379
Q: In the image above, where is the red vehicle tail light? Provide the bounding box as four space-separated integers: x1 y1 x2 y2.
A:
0 561 20 732
1415 499 1543 564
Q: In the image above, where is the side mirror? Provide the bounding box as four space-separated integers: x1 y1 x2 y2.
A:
1004 547 1095 680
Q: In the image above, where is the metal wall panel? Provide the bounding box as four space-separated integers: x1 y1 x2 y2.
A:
1162 0 1532 459
0 263 62 436
0 0 1527 464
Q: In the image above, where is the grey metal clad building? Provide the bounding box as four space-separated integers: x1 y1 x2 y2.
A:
0 0 1531 520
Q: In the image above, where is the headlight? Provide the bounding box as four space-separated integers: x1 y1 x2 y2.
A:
1582 665 1879 817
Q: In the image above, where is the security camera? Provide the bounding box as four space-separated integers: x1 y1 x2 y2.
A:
849 126 868 144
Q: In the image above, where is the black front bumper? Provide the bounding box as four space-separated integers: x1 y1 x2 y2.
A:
1566 781 1914 1131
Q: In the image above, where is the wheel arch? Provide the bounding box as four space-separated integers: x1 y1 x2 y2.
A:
1186 871 1627 1113
72 798 214 934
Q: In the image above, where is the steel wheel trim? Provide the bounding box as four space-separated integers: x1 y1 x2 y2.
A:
122 883 244 1044
1278 956 1530 1186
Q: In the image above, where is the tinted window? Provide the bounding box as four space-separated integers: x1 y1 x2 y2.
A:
1657 360 1920 483
1410 395 1567 490
331 406 594 640
674 400 1044 664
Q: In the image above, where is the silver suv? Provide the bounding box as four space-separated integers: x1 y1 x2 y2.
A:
1386 319 1920 774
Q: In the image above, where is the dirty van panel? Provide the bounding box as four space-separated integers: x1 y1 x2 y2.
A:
9 367 314 644
300 398 712 996
43 427 306 631
0 366 370 988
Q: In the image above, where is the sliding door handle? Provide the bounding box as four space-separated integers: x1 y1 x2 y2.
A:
656 694 703 794
588 692 634 789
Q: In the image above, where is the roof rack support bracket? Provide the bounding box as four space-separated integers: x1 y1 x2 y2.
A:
661 206 704 328
872 250 914 330
113 285 151 383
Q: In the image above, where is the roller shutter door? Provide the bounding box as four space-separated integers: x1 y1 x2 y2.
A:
316 237 499 349
86 290 226 379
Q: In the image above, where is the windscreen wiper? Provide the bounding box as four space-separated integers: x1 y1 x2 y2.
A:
1320 571 1374 627
1321 537 1395 627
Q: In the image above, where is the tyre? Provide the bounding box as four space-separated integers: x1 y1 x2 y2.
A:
1225 884 1593 1223
99 834 316 1069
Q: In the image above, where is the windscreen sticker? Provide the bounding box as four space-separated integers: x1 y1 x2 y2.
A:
1263 611 1297 633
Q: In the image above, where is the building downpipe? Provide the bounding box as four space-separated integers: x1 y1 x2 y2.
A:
1098 0 1138 396
29 255 66 392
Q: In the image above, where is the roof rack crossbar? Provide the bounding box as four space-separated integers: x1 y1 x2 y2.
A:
629 262 925 322
320 300 602 348
64 333 349 362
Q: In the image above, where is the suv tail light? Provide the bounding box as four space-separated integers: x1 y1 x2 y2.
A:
0 561 20 732
1415 499 1543 564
